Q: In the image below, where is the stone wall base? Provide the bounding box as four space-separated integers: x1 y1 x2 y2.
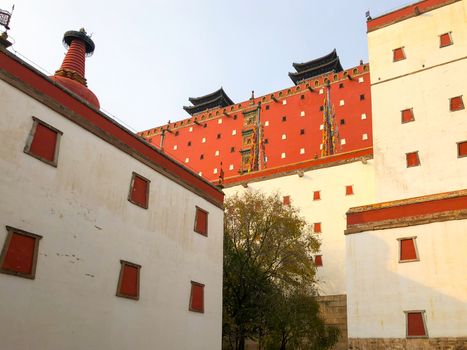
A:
349 337 467 350
317 294 348 350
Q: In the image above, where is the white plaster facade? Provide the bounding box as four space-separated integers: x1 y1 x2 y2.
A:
224 160 375 296
0 76 224 349
368 0 467 202
345 1 467 344
346 220 467 338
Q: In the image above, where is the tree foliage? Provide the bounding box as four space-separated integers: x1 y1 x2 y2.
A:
223 191 339 350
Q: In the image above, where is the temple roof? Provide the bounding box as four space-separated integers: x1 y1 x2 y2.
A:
288 49 343 85
183 87 235 115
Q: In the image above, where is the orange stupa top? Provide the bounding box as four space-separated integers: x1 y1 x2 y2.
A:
51 28 100 108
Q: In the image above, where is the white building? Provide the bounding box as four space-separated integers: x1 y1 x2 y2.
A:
0 29 224 349
346 0 467 348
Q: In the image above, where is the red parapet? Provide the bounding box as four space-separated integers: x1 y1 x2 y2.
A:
367 0 460 32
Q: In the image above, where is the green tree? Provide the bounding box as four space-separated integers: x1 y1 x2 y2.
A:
222 191 338 350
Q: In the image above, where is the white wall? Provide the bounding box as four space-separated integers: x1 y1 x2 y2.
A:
346 219 467 338
224 160 375 296
0 79 223 350
369 0 467 202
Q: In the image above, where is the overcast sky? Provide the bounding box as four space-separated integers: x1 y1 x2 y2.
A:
5 0 412 132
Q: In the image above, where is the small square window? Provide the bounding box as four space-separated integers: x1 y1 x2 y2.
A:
339 83 344 89
300 148 305 155
229 164 234 170
265 105 270 110
282 134 287 140
319 106 324 112
194 207 208 236
128 172 150 209
314 255 323 267
313 222 321 233
230 146 235 153
406 152 421 167
362 133 368 141
281 152 286 159
203 124 207 128
202 137 206 143
264 139 269 144
457 140 467 158
313 191 321 201
439 32 453 47
360 94 365 101
398 237 419 262
116 260 141 300
405 311 428 338
24 117 63 167
282 99 287 105
189 281 204 313
361 113 367 120
187 141 192 146
401 108 415 123
217 133 221 139
450 96 464 111
282 116 287 122
0 226 42 279
345 185 354 196
340 100 345 106
300 94 305 100
173 145 178 151
300 111 305 117
393 47 406 62
200 154 204 160
175 131 179 136
340 119 345 125
300 129 305 135
232 129 237 135
283 195 290 206
233 115 238 120
341 138 346 145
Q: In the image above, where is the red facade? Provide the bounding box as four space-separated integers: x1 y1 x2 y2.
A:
140 64 372 182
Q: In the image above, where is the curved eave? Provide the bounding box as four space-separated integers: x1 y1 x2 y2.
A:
292 49 338 72
188 88 234 106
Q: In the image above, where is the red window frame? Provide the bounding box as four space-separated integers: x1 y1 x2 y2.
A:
194 206 208 236
189 281 205 313
313 222 322 233
283 196 290 206
128 172 150 209
450 96 464 111
398 237 419 262
345 185 354 196
313 191 321 201
393 47 406 62
406 152 421 168
457 141 467 158
24 117 63 167
405 311 428 338
314 255 323 267
116 260 141 300
439 32 453 48
401 108 415 123
0 226 42 279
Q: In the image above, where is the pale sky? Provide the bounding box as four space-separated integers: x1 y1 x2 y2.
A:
4 0 413 132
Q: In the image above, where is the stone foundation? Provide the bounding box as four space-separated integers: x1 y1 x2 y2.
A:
349 337 467 350
317 294 348 350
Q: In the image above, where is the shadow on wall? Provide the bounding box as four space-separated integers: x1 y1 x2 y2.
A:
347 228 467 339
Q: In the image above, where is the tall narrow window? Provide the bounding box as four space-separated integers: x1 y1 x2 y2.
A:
457 141 467 158
283 196 290 206
314 255 323 267
128 172 150 209
116 260 141 300
450 96 464 111
313 222 322 233
406 152 421 167
398 237 419 262
406 311 428 338
194 207 208 236
439 32 453 47
0 226 42 279
189 281 204 313
313 191 321 201
24 117 63 167
393 47 406 62
401 108 415 123
345 185 354 196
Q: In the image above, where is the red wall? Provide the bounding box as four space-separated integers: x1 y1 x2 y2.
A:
140 64 373 182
